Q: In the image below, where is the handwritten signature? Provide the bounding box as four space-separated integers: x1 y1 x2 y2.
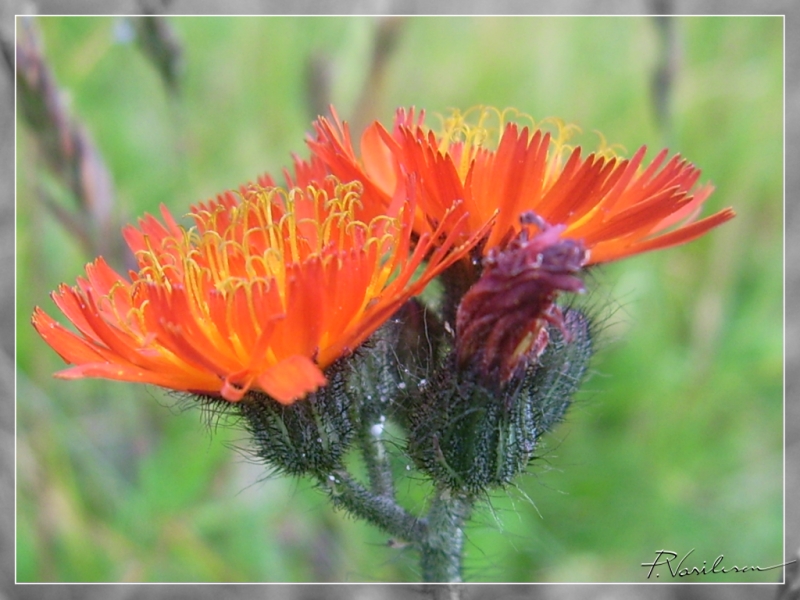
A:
642 549 796 579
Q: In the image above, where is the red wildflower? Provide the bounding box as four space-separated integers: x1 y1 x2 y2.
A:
32 177 476 404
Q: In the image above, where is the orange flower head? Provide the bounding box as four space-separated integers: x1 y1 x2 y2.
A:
32 177 476 404
307 106 736 383
308 106 736 264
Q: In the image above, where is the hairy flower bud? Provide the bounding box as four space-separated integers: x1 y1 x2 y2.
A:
406 309 593 495
456 212 588 386
237 361 354 477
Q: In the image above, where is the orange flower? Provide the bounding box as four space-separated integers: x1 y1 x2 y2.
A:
308 106 736 384
32 177 476 404
308 106 735 264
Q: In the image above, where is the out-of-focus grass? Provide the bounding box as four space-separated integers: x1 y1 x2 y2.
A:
16 16 782 582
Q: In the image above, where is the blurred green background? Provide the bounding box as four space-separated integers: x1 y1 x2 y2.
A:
16 16 782 582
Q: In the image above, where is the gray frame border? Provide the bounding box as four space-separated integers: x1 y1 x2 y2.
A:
3 1 795 599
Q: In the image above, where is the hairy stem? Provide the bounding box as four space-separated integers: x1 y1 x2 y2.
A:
419 486 473 583
322 469 427 545
356 410 396 499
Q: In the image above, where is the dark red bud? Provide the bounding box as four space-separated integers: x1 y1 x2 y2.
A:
455 212 587 384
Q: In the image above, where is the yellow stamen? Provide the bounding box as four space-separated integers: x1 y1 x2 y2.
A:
433 106 588 186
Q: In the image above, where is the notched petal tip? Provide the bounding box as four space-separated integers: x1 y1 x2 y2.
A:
255 355 328 405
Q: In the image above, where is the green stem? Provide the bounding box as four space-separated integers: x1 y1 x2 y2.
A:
419 486 473 583
322 469 427 544
356 408 395 499
351 329 399 499
321 462 474 583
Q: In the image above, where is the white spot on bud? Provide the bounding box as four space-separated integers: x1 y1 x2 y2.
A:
370 416 385 438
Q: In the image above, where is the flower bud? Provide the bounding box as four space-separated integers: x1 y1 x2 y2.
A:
238 361 353 477
405 308 593 496
456 212 587 386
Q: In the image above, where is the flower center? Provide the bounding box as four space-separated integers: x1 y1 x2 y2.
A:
128 179 403 350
